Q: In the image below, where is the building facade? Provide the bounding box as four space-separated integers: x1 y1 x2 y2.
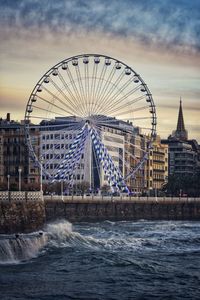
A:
162 100 200 177
39 117 148 193
0 114 40 190
146 135 168 193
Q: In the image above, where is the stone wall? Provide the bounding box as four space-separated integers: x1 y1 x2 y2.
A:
1 193 200 235
0 192 45 234
45 198 200 222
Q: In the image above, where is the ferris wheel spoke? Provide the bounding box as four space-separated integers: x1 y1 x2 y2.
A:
99 68 127 107
97 69 124 110
26 115 57 121
90 62 98 115
124 141 147 153
92 114 119 124
84 63 89 115
75 65 88 115
42 85 79 116
106 94 147 116
140 127 154 131
49 77 84 116
118 116 152 122
92 64 108 116
124 149 141 161
76 64 88 113
36 94 76 116
28 119 84 135
57 70 82 114
101 74 135 110
31 105 68 118
111 105 150 118
66 67 86 116
94 65 117 110
101 84 143 116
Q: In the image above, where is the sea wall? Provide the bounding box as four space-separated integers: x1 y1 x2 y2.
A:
45 196 200 222
1 193 200 234
0 192 45 234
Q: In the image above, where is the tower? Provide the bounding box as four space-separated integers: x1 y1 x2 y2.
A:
172 98 188 140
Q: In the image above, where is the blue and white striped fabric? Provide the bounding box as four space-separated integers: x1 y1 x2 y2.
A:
89 127 129 193
53 125 88 181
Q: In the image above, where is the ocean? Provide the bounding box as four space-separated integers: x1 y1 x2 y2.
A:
0 220 200 300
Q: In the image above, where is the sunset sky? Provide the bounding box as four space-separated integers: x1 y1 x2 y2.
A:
0 0 200 141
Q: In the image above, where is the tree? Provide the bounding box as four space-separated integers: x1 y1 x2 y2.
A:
76 181 90 195
163 172 200 197
101 184 111 195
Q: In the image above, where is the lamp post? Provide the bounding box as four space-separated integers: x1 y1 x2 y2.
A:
61 180 64 201
18 167 22 191
7 174 10 191
40 158 43 193
155 187 158 202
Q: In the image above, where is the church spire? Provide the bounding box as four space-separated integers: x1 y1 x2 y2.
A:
176 97 185 132
172 98 188 140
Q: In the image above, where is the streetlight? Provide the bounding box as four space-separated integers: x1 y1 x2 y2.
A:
18 167 22 191
7 174 10 191
40 158 43 193
61 180 64 201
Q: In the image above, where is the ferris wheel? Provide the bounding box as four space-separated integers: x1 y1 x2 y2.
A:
24 54 156 192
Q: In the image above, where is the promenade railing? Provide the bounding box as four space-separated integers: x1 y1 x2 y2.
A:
0 191 43 202
43 194 200 203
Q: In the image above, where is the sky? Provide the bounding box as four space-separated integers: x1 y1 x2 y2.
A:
0 0 200 141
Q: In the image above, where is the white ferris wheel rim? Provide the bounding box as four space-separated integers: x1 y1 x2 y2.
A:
24 54 157 186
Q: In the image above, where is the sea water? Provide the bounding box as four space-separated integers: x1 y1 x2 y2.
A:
0 220 200 300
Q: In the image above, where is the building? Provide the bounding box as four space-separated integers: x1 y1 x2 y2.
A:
39 116 148 193
0 113 40 190
146 135 168 194
162 100 200 176
39 117 91 187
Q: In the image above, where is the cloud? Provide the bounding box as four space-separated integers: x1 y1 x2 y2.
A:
0 0 200 54
0 0 199 142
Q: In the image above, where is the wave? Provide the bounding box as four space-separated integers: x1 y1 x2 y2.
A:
1 220 199 265
0 220 100 265
0 233 48 264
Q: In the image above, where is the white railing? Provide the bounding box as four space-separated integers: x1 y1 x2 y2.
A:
0 191 43 202
0 192 199 203
43 195 200 203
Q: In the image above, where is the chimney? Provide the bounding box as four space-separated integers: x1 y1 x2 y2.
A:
6 113 10 122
